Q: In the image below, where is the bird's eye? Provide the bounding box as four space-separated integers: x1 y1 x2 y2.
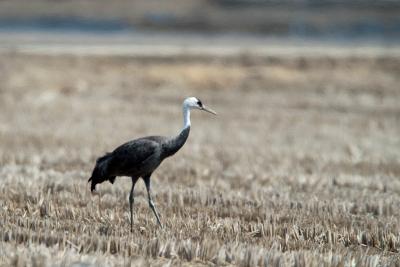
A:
197 100 203 107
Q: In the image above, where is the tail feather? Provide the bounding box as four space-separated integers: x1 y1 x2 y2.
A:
88 152 113 192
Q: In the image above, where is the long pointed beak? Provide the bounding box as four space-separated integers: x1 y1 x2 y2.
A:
201 105 217 115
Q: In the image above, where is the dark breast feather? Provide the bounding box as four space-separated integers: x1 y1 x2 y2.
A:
107 136 165 177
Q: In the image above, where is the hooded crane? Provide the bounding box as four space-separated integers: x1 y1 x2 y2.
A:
88 97 216 231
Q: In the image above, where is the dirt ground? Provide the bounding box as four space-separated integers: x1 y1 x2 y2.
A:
0 51 400 266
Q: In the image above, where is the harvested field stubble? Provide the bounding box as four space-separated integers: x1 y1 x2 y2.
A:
0 53 400 266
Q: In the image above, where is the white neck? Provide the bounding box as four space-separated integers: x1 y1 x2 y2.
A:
183 105 191 129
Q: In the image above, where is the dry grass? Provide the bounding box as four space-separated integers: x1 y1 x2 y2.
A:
0 52 400 266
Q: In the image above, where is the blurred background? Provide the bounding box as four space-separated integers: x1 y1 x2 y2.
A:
0 0 400 51
1 1 400 266
1 0 400 37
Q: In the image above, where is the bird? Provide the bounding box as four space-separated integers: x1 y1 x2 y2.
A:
88 97 216 231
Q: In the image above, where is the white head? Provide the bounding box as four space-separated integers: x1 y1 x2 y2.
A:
183 97 217 115
182 97 216 128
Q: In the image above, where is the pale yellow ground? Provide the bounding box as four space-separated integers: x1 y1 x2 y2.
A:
0 51 399 266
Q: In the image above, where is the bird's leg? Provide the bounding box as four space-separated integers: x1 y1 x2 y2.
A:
97 191 102 217
129 177 138 233
143 175 163 228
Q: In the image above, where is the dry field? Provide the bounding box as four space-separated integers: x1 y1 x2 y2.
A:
0 51 400 266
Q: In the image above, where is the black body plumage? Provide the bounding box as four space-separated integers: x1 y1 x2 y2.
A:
88 96 216 230
88 126 190 192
